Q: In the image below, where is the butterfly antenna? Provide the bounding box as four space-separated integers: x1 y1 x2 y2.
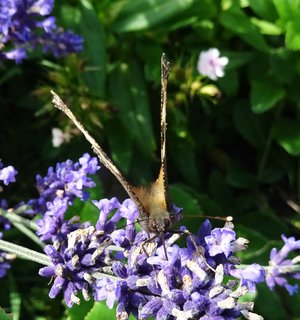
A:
184 214 233 222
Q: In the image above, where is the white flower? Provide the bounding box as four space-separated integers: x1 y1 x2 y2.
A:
197 48 229 80
51 127 70 147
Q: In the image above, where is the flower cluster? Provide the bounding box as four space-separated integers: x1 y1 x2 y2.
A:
266 235 300 295
30 153 100 244
197 48 229 81
0 0 83 63
39 195 264 319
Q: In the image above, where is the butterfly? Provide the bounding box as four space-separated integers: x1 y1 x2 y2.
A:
51 54 180 255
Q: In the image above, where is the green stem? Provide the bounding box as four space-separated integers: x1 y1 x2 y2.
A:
0 239 51 266
0 207 38 230
12 222 45 248
0 208 44 248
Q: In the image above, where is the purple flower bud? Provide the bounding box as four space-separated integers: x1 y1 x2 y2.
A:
0 164 18 185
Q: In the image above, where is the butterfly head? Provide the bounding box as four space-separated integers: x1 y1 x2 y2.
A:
147 208 173 234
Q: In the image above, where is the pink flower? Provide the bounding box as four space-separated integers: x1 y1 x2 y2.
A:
51 127 70 147
197 48 229 80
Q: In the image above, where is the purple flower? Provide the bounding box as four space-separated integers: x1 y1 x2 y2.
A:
94 277 121 309
266 235 300 295
39 208 263 319
197 48 229 80
39 226 107 307
204 227 236 258
0 0 83 63
51 128 70 148
30 154 99 245
0 163 18 185
229 264 265 291
36 197 81 243
30 153 100 214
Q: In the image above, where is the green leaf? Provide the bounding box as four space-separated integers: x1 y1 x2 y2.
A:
234 224 270 261
257 162 285 184
232 101 266 148
238 209 288 240
79 200 103 225
286 19 300 50
66 299 94 320
249 0 278 21
273 0 300 26
108 60 155 175
226 165 257 189
169 108 200 187
79 0 106 96
220 7 269 52
255 285 289 320
218 69 238 96
250 18 282 35
106 118 134 175
0 308 13 320
113 0 194 32
85 302 116 320
169 184 201 214
269 48 296 84
273 118 300 156
208 170 235 213
250 79 285 113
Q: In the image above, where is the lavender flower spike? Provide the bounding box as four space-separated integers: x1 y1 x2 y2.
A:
0 0 83 63
266 234 300 295
39 198 264 320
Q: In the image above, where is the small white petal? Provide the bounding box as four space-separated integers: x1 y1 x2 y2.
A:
230 285 248 298
55 265 64 277
187 260 207 281
231 237 249 252
72 255 80 268
209 285 224 298
70 292 81 305
217 296 235 309
239 302 255 310
157 270 170 295
215 264 224 285
83 273 93 284
172 308 193 320
136 277 152 287
292 255 300 264
117 311 128 320
241 310 264 320
82 287 90 301
52 128 65 147
219 56 229 66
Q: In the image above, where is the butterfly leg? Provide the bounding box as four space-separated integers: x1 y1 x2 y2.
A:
141 234 158 257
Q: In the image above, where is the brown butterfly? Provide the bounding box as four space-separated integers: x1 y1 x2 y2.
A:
51 54 179 253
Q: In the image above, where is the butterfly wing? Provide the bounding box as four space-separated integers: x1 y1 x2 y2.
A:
157 53 172 211
51 91 147 217
51 53 173 231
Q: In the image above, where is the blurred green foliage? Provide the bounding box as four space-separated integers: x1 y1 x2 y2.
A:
1 0 300 319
